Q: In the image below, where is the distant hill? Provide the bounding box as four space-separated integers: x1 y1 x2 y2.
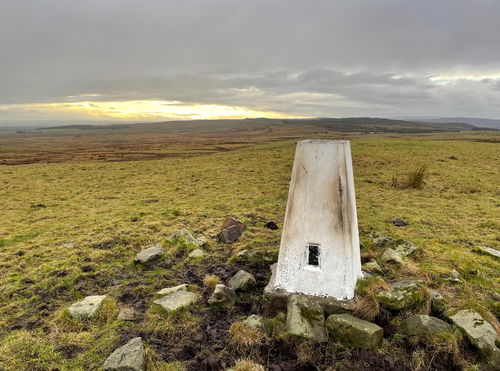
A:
415 117 500 130
29 117 494 135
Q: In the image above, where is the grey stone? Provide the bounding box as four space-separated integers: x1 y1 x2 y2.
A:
474 245 500 259
157 284 188 295
228 270 256 291
394 241 420 257
208 284 236 306
68 295 107 320
326 313 383 349
63 243 75 249
153 291 198 311
243 314 265 331
400 315 452 336
102 337 145 371
376 281 425 311
134 243 164 265
235 248 278 263
169 229 205 248
372 234 419 257
117 307 136 321
362 259 383 274
188 248 206 258
447 269 461 283
286 294 328 342
222 217 247 233
218 225 242 244
429 289 446 313
379 248 404 266
450 310 500 367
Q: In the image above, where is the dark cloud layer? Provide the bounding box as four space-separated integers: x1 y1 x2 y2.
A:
1 0 500 118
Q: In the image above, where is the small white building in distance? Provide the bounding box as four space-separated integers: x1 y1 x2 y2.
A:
271 139 362 300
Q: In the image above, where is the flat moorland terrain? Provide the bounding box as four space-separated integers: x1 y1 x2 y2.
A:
0 128 498 370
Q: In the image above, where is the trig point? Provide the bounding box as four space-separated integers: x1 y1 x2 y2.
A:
266 140 362 301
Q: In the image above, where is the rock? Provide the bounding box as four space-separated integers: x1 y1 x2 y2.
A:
286 294 327 342
63 242 75 249
450 310 500 367
243 314 265 331
362 259 383 274
376 281 425 311
218 225 242 244
117 307 136 321
188 248 206 258
372 234 420 257
474 245 500 259
222 217 247 233
153 291 198 311
228 270 256 291
392 218 408 227
265 221 279 230
429 289 446 313
449 156 458 160
400 315 452 336
102 337 145 371
235 248 278 263
134 243 164 265
379 248 404 266
325 313 383 349
394 241 420 257
157 284 188 295
208 284 236 306
447 269 461 284
169 229 205 248
68 295 107 320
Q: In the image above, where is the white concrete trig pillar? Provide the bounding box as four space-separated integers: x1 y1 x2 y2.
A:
272 139 362 300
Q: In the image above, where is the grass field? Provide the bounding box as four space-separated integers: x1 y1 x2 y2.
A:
0 129 498 370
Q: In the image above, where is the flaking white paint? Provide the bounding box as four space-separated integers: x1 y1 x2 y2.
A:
272 140 362 299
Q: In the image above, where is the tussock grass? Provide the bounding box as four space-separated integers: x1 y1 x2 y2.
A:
231 359 266 371
405 165 427 189
228 321 266 353
203 274 221 291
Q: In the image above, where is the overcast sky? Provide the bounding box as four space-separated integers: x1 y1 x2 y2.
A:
1 0 500 121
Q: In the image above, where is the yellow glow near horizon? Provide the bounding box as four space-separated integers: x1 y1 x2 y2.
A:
1 100 296 120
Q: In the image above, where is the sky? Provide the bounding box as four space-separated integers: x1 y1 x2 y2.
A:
1 0 500 122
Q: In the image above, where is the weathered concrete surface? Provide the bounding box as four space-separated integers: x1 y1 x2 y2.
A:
326 313 383 349
68 295 107 320
153 291 198 311
400 315 452 336
450 310 500 367
228 270 256 291
286 294 328 342
102 337 145 371
134 243 164 265
271 140 362 300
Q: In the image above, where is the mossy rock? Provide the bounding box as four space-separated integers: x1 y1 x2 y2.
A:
375 281 425 311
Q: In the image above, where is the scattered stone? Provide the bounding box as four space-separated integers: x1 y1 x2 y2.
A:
243 314 265 331
169 229 205 248
157 284 188 295
134 243 164 265
222 217 247 233
429 289 446 313
31 203 46 208
130 216 139 222
63 242 75 249
102 337 145 371
218 225 242 244
447 269 461 284
153 291 198 311
400 315 452 336
145 199 159 203
450 310 500 367
474 245 500 259
68 295 107 320
394 241 420 257
376 281 425 311
392 218 408 227
235 248 278 263
372 234 420 257
326 313 383 349
188 248 206 258
362 259 383 274
379 248 404 266
208 284 236 306
228 270 256 291
265 221 279 230
286 294 328 342
449 156 458 160
117 307 136 321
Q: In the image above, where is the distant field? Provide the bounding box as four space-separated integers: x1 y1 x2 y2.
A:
0 129 498 369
